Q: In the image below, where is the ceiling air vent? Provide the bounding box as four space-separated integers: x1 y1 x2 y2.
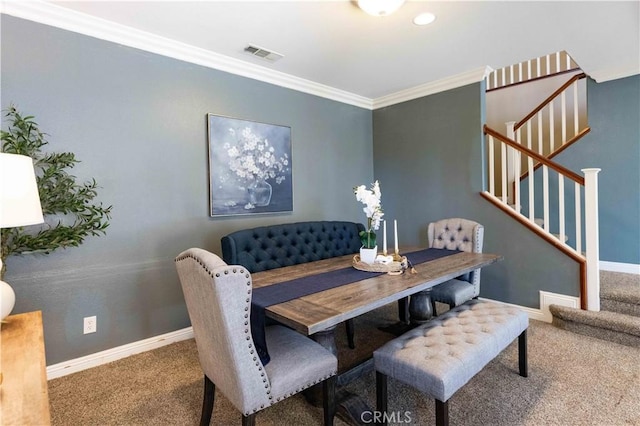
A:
243 44 284 62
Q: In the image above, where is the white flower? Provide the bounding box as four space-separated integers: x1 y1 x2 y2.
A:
223 126 289 186
354 181 384 249
227 146 239 158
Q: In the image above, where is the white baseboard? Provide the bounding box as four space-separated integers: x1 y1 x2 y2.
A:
479 297 545 322
481 290 580 324
48 290 584 380
599 261 640 275
46 327 194 380
538 291 580 323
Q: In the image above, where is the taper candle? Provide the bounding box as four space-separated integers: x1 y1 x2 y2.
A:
394 220 398 254
383 220 387 255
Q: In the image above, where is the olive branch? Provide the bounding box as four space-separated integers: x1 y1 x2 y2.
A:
1 105 112 279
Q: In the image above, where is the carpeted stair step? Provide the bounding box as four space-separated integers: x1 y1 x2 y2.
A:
549 304 640 347
600 271 640 317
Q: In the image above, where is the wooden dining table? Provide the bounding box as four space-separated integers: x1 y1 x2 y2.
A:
250 247 502 425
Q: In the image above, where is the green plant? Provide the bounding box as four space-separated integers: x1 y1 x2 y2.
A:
1 105 112 279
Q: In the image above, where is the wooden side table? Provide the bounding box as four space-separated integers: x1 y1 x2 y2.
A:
1 311 51 425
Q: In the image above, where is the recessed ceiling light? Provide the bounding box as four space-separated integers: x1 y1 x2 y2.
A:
413 12 436 26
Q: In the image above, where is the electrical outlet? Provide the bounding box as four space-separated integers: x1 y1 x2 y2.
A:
83 316 97 334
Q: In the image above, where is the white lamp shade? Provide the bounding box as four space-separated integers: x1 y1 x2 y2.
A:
0 153 44 228
358 0 405 16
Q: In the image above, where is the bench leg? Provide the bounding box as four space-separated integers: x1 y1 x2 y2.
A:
518 329 528 377
346 319 355 349
376 372 388 426
435 400 449 426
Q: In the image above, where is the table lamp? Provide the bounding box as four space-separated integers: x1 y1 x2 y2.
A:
0 153 44 321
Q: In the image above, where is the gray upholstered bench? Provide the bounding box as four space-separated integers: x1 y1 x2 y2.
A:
374 299 529 426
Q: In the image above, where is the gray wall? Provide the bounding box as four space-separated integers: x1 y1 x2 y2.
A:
373 83 580 308
372 75 639 309
518 75 640 265
1 16 372 364
559 76 640 264
2 14 637 366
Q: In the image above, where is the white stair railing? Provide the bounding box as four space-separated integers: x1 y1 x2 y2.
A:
492 73 590 206
513 72 588 160
486 50 579 91
483 125 600 311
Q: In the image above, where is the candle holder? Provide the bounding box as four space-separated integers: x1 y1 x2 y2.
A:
352 251 408 274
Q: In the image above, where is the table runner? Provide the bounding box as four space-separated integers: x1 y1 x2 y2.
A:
251 248 459 365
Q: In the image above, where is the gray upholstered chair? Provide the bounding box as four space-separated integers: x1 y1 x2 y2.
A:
428 218 484 316
175 248 337 426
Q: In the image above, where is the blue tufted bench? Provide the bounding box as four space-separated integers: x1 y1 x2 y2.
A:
221 220 366 348
374 299 529 426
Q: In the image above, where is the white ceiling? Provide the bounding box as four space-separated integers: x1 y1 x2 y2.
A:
4 1 640 106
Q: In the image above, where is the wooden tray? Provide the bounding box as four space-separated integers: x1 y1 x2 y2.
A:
352 253 408 274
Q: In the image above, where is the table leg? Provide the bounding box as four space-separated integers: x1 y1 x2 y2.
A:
305 325 372 426
408 289 434 325
398 297 410 324
379 291 433 337
311 326 338 357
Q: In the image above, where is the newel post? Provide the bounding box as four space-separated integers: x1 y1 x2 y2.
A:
582 168 601 311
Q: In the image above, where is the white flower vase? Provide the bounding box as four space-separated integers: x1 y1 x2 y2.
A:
247 180 273 207
360 246 378 264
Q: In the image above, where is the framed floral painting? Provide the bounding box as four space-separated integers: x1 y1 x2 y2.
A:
207 114 292 216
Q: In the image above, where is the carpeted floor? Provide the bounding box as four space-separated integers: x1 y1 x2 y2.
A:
601 271 640 317
551 271 640 348
48 303 640 426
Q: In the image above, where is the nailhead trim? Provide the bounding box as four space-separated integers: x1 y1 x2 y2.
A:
177 253 340 415
176 253 274 413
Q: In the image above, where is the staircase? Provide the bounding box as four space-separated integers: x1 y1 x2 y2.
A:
483 50 600 310
484 52 640 343
550 271 640 347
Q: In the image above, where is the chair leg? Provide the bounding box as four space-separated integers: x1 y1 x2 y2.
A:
431 299 438 317
323 375 337 426
200 375 215 426
519 329 528 377
242 414 256 426
435 399 449 426
346 319 355 349
376 371 388 426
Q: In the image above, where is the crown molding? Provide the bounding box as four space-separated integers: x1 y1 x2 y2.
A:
372 66 494 109
1 1 495 111
588 65 640 84
1 0 374 109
